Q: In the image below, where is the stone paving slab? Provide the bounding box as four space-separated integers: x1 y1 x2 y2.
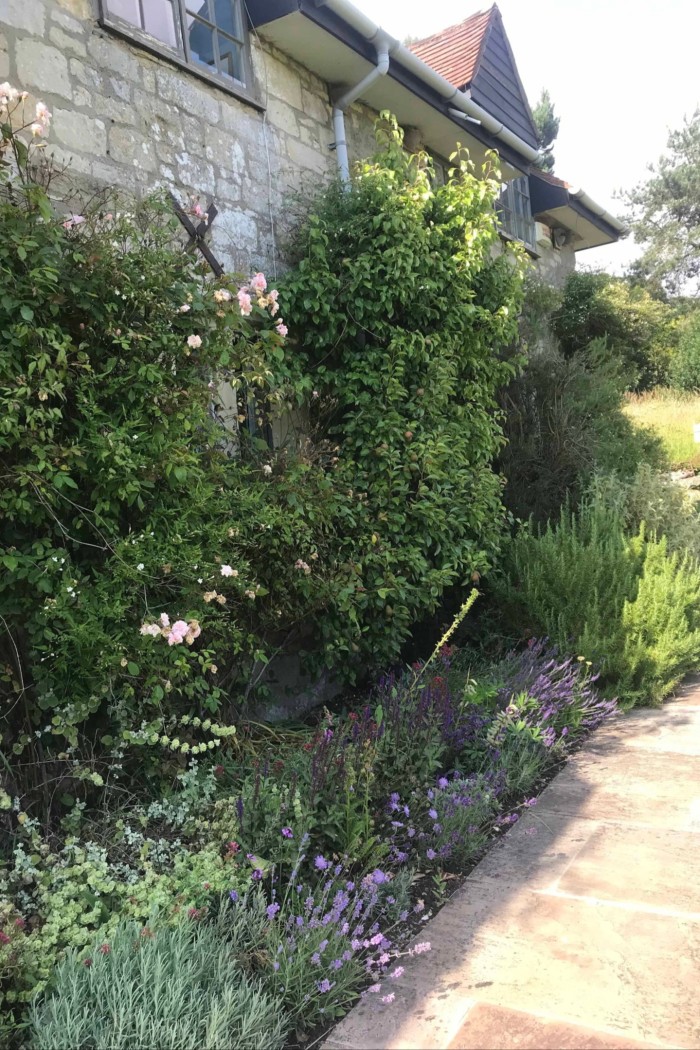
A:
325 687 700 1050
447 1003 663 1050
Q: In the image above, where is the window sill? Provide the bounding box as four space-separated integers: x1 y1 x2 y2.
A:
98 17 266 114
499 228 540 259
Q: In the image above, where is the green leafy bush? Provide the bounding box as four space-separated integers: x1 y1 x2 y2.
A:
497 495 700 705
30 918 286 1050
281 116 525 671
670 310 700 390
550 270 676 390
499 339 664 522
591 464 700 561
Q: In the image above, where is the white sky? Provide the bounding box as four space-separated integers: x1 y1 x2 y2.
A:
351 0 700 273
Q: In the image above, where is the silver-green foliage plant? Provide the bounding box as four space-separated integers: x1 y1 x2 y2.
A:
498 495 700 706
30 918 286 1050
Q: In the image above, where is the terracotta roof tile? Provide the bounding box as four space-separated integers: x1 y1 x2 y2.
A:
408 7 495 90
532 169 571 189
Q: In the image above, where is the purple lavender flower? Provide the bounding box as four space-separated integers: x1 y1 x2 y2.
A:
273 961 280 971
311 952 321 966
382 992 396 1004
266 903 280 920
437 777 449 790
281 827 293 839
317 978 335 993
251 869 263 881
314 855 330 871
391 966 405 979
426 848 436 860
372 869 388 885
229 890 239 903
428 808 438 820
330 958 343 970
412 942 431 954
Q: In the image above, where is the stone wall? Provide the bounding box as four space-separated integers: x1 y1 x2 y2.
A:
2 0 578 284
1 0 379 275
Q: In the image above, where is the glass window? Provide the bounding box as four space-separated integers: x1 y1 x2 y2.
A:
497 176 536 251
102 0 249 89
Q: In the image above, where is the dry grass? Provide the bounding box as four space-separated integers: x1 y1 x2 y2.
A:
624 388 700 469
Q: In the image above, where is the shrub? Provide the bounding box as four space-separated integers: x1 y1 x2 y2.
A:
281 115 525 672
591 465 700 561
499 339 664 522
670 310 700 390
30 918 287 1050
496 495 700 705
550 270 675 390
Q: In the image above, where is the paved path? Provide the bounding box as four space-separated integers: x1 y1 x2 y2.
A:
326 678 700 1050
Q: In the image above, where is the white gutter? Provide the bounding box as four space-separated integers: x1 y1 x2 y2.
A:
332 32 394 182
568 187 628 235
316 0 540 165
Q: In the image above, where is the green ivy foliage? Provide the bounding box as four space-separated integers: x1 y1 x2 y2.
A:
281 117 526 670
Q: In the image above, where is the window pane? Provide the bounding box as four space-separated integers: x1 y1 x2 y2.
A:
213 0 243 40
218 37 244 81
143 0 178 47
188 17 217 72
104 0 141 26
186 0 212 19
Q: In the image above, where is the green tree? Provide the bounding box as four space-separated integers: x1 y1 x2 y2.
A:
550 270 676 390
623 111 700 294
532 89 560 174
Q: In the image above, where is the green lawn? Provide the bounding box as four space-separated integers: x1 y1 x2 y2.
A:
624 389 700 469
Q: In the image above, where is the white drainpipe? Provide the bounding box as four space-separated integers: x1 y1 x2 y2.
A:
331 32 393 183
316 0 540 166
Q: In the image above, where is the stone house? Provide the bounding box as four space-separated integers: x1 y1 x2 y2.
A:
1 0 623 284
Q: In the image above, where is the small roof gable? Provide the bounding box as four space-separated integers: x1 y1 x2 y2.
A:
408 8 494 91
409 5 538 150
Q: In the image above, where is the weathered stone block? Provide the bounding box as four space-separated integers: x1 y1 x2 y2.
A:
260 50 303 111
16 39 72 100
265 96 299 138
93 94 136 126
55 0 91 18
69 58 102 91
108 125 156 171
87 33 142 83
156 67 219 125
301 86 331 126
50 7 86 35
53 107 107 155
49 26 87 57
4 0 46 35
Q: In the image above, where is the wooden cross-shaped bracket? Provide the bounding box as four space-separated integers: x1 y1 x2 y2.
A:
169 192 224 277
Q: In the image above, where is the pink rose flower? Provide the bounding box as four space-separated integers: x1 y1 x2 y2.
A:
251 272 267 293
187 334 202 349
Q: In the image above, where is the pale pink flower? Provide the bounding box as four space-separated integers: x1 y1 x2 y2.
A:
275 322 288 338
35 101 51 126
31 123 45 138
167 620 189 646
187 334 202 349
62 214 85 228
244 589 256 599
269 301 280 317
179 304 191 313
185 620 202 645
250 272 267 293
295 559 311 575
262 464 272 476
192 202 205 219
213 289 231 303
159 613 171 628
140 623 161 638
0 83 18 106
220 564 235 577
237 290 252 317
268 289 279 303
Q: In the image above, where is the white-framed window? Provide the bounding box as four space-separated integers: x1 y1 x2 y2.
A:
498 176 536 252
100 0 252 94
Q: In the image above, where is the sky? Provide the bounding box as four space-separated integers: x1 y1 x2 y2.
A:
350 0 700 273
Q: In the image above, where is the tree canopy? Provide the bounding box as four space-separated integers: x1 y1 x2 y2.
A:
623 111 700 294
532 89 560 174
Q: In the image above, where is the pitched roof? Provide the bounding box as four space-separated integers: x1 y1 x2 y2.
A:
409 7 494 90
408 5 538 149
